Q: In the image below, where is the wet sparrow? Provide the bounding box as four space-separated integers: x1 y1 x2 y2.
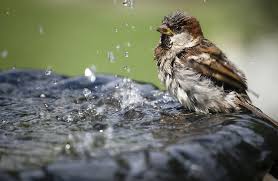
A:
154 11 278 127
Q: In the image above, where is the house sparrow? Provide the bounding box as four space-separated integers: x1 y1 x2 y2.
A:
154 11 278 127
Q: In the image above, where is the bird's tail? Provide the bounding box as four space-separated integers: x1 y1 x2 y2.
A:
236 96 278 127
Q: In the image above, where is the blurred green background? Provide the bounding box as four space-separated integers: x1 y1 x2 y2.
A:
0 0 278 118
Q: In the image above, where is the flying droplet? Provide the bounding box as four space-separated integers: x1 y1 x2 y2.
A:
38 25 44 35
127 42 131 47
149 26 154 31
124 51 129 58
99 130 103 133
131 25 136 30
114 28 118 33
123 65 131 73
45 66 52 76
65 144 71 150
0 49 8 59
83 88 92 98
123 0 134 8
116 44 121 50
107 51 116 62
84 66 96 83
5 9 10 16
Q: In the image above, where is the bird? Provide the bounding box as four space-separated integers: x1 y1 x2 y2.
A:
154 11 278 127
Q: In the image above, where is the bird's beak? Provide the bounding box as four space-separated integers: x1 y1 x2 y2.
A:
156 24 174 36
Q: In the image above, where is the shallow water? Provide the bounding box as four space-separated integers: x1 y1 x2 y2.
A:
0 69 197 170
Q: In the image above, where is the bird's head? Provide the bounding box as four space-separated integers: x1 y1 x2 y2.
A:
157 11 203 49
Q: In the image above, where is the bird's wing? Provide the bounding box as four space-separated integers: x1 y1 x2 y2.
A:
176 39 248 95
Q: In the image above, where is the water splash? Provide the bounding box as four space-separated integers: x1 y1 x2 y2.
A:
83 88 92 98
107 51 116 62
114 78 145 109
0 49 8 59
45 67 52 76
84 66 96 83
64 115 73 122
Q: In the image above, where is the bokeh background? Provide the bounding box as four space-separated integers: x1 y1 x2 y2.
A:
0 0 278 119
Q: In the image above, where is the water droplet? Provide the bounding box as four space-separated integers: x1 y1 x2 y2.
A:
131 25 136 30
99 130 103 133
114 28 118 33
84 66 96 83
38 24 44 35
65 144 71 150
123 65 131 73
123 0 134 8
45 66 52 76
0 49 8 59
5 9 10 16
40 94 46 98
149 26 154 31
44 103 49 108
107 51 116 62
66 115 73 122
96 106 104 115
127 42 131 47
39 112 45 118
83 88 92 98
52 79 58 85
125 23 129 27
116 44 121 50
124 51 129 58
78 111 84 117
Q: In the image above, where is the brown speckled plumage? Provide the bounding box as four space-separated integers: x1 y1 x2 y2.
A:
154 11 278 127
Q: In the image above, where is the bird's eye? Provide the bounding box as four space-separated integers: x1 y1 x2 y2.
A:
175 26 182 32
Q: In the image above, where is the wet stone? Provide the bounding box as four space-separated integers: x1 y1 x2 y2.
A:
0 69 277 181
